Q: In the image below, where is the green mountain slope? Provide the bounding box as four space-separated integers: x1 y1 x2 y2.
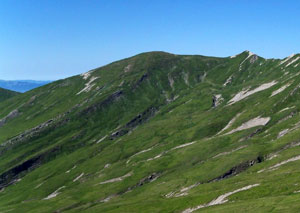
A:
0 87 19 102
1 51 300 212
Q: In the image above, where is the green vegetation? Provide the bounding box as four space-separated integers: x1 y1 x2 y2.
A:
1 51 300 212
0 87 19 102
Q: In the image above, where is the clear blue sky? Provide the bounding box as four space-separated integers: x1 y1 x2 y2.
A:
1 0 300 80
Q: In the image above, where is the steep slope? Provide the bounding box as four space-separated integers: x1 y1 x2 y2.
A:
0 87 19 102
1 51 300 212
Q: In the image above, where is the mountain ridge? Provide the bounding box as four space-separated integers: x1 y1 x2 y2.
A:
0 51 300 212
0 87 19 102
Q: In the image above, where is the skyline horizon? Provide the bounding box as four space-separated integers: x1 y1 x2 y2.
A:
1 49 299 81
1 0 300 80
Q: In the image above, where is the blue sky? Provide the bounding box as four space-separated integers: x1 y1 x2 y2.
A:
1 0 300 80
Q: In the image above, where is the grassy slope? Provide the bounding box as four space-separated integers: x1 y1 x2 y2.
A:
0 87 19 102
0 51 300 212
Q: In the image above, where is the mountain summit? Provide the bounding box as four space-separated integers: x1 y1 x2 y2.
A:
0 51 300 212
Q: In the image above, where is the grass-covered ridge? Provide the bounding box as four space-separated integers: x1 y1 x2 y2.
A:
0 87 19 102
1 51 300 212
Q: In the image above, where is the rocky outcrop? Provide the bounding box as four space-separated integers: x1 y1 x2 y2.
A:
80 91 123 115
0 105 77 155
239 128 263 142
228 81 277 105
124 64 133 73
0 109 19 127
250 54 258 63
223 76 232 86
209 156 263 182
125 106 157 128
0 118 61 155
136 173 159 186
212 94 223 107
132 73 149 90
0 146 62 190
182 184 260 213
110 106 158 139
127 173 160 192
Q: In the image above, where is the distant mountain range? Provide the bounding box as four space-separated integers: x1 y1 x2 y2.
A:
0 80 51 92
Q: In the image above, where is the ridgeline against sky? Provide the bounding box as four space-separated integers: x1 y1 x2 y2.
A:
1 0 300 80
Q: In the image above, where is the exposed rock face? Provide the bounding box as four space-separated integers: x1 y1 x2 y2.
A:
182 184 260 213
277 129 289 138
168 74 175 90
212 94 223 107
5 51 300 212
0 109 19 127
110 106 158 139
224 116 270 135
250 54 258 63
0 103 80 154
183 72 189 85
137 173 159 186
217 112 242 135
228 81 277 105
239 128 262 141
132 73 149 90
127 173 160 191
80 91 123 115
0 118 55 153
99 172 132 184
223 76 232 86
124 64 133 73
209 156 263 182
26 96 36 106
271 83 291 97
0 145 62 190
77 76 99 95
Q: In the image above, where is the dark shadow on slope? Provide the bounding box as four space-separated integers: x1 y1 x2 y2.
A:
0 146 61 190
110 106 158 140
80 91 123 115
208 156 263 183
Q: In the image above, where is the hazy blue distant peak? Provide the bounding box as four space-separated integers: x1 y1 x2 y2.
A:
0 80 51 93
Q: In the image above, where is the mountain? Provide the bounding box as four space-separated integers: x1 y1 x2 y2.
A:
0 80 51 93
1 51 300 212
0 87 19 102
